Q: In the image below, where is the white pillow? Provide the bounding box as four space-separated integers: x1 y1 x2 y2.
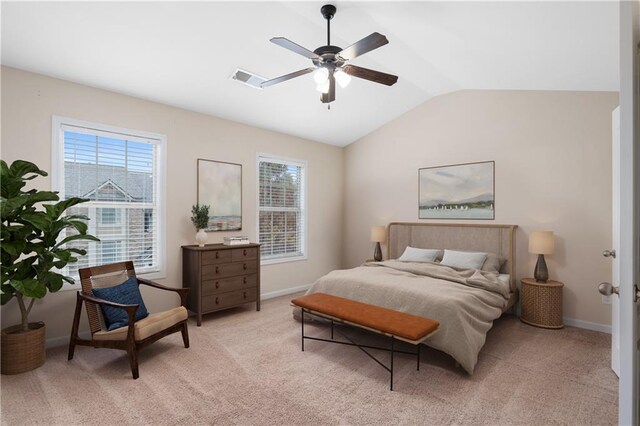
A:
498 274 510 288
398 247 442 262
440 250 488 270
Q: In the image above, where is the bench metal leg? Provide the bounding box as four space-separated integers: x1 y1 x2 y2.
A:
298 309 422 391
390 336 394 391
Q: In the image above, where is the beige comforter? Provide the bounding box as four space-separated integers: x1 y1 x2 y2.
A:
298 260 510 374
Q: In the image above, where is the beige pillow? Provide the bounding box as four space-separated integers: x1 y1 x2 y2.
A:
398 247 442 262
439 249 505 272
482 252 506 273
440 250 488 270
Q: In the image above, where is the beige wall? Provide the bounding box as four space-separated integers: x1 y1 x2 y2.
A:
1 67 619 340
0 66 343 342
343 90 619 327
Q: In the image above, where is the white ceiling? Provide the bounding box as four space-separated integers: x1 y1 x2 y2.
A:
1 1 619 147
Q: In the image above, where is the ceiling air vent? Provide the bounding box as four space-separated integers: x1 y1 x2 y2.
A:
231 68 266 89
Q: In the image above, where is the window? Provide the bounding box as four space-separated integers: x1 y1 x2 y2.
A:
257 155 306 263
98 207 122 225
52 116 166 280
100 240 123 264
144 209 153 232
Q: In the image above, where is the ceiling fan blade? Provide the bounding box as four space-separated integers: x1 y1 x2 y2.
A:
321 72 336 103
337 32 389 61
270 37 321 60
261 67 315 88
342 65 398 86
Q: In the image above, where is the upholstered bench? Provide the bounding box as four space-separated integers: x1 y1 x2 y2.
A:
291 292 439 390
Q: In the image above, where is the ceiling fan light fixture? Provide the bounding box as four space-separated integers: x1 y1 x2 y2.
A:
316 79 329 93
313 67 329 84
316 79 330 94
334 69 351 88
256 4 398 104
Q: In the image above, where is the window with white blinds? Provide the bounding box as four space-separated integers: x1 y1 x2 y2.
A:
258 155 306 263
52 117 166 279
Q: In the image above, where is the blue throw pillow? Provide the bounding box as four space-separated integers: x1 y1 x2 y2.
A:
92 276 149 331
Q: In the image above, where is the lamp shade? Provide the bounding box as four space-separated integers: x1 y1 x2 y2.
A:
529 231 555 255
371 226 386 243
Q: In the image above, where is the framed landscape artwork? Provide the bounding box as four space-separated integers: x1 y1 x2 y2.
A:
418 161 495 220
197 159 242 231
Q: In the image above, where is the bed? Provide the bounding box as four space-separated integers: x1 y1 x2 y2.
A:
297 222 517 374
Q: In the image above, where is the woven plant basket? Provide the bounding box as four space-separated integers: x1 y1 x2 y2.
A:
1 322 46 375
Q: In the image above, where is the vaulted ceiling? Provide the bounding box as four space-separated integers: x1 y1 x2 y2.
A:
1 1 619 146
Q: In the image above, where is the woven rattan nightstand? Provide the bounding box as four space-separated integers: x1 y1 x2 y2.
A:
520 278 564 329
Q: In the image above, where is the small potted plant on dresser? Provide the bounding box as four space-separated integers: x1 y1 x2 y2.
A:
1 160 99 375
191 204 210 247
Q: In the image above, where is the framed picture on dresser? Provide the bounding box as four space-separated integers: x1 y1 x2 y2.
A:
418 160 495 220
197 159 242 231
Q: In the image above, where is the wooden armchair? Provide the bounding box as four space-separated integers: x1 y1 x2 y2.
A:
68 261 189 379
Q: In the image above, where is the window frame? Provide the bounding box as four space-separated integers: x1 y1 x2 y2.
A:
51 116 167 288
97 207 123 226
256 153 308 266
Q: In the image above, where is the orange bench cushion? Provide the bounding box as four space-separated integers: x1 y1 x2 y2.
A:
292 293 439 342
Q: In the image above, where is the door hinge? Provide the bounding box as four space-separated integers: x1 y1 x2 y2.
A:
635 285 640 303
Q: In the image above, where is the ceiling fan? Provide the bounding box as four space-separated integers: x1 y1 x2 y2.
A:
260 4 398 105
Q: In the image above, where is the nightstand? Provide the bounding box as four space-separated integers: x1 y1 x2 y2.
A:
520 278 564 329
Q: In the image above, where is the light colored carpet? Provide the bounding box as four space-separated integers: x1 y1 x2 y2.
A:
1 293 617 425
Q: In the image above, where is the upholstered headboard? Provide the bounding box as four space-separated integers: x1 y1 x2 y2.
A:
387 222 517 292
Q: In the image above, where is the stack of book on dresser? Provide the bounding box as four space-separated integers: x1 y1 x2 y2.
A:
223 236 250 246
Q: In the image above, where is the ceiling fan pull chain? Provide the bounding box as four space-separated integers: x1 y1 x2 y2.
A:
327 14 330 45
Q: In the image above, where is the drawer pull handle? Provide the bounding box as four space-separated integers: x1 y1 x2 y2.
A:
215 282 219 289
215 252 219 259
243 249 247 256
243 277 247 284
215 297 219 305
243 263 247 271
215 266 219 274
243 291 247 299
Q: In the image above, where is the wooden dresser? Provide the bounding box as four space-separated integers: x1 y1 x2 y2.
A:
182 243 260 326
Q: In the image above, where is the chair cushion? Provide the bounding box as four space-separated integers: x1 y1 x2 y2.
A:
93 307 188 341
91 276 149 330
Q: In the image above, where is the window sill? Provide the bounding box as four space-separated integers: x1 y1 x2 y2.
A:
261 255 307 266
58 268 166 292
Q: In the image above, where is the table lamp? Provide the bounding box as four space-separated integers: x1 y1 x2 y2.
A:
371 226 386 262
528 230 554 282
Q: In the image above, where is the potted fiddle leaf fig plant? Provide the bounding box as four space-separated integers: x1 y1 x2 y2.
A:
0 159 99 375
191 204 210 247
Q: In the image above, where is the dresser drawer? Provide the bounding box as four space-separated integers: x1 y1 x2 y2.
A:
202 274 257 296
201 249 232 265
202 261 258 280
202 288 257 312
231 247 259 261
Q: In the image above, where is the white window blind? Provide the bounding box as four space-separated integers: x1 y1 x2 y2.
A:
258 156 306 262
53 118 165 278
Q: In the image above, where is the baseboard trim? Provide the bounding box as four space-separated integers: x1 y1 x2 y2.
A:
563 317 611 334
43 299 610 347
261 284 312 301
